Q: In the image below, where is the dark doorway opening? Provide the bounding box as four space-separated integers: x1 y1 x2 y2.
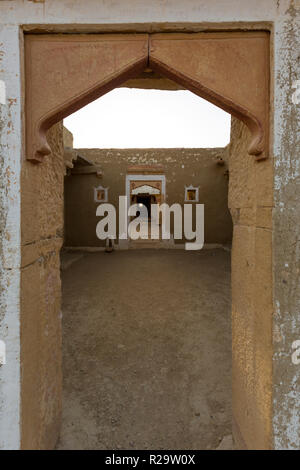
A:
137 194 152 218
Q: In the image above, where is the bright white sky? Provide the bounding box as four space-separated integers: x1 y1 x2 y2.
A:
64 88 231 149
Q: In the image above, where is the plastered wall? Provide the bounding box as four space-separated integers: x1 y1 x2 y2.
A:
64 147 232 248
272 2 300 449
21 122 64 449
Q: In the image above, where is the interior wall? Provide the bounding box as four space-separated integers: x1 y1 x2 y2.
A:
64 147 232 247
21 122 64 450
228 117 273 449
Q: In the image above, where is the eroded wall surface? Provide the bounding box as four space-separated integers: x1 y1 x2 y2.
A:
21 122 64 449
64 148 232 247
229 118 273 449
0 24 21 450
272 3 300 449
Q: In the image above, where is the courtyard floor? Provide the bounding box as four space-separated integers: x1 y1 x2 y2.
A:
57 249 232 450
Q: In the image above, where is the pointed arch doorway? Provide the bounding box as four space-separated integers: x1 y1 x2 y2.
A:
22 30 271 450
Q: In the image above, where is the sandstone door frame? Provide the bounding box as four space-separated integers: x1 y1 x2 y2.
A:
21 29 273 450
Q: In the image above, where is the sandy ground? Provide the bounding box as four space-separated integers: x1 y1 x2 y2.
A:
57 249 232 450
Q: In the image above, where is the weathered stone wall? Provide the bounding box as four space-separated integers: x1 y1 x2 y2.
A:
21 122 64 450
63 127 73 149
228 117 273 449
272 3 300 450
64 147 232 247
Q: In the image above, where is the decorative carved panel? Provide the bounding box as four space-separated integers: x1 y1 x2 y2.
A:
149 32 269 160
25 32 269 162
25 34 148 162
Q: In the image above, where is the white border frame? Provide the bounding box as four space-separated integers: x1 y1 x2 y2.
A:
0 2 297 450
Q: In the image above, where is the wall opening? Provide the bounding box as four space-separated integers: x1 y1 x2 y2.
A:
55 86 233 450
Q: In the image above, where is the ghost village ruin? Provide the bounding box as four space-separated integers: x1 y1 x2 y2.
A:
0 0 299 451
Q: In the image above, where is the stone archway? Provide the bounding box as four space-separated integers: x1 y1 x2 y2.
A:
148 32 269 160
23 31 272 450
25 32 269 163
25 34 149 162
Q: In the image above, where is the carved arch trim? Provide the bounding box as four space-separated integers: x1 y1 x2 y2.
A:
25 34 148 162
149 32 269 160
25 31 269 162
